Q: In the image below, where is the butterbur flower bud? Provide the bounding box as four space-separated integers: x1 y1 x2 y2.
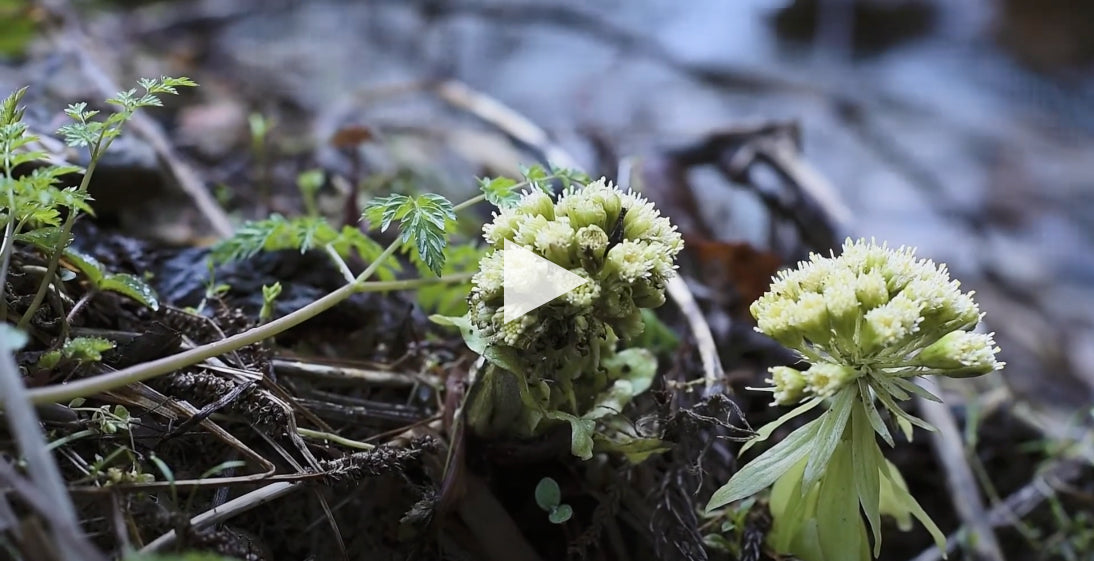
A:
753 296 802 349
482 209 521 246
521 189 555 220
576 225 610 265
562 269 599 308
531 219 575 265
804 362 858 397
557 192 608 229
472 251 505 301
855 270 889 310
769 366 808 405
604 240 654 282
792 292 831 344
823 278 859 340
861 294 923 352
913 330 1002 377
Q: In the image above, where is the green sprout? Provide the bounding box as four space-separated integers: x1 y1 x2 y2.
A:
259 281 282 324
706 239 1003 561
37 336 115 370
534 477 573 524
296 168 325 217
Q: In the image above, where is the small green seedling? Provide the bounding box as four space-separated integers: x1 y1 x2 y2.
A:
260 281 282 324
534 477 573 524
37 336 115 370
296 168 325 217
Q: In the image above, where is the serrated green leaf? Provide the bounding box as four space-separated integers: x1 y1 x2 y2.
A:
39 336 115 369
10 150 47 168
554 167 592 188
362 193 406 232
57 121 102 148
534 477 561 510
212 214 352 264
478 176 520 207
521 163 549 184
100 273 160 310
706 417 823 512
362 193 455 275
14 227 72 252
0 87 28 125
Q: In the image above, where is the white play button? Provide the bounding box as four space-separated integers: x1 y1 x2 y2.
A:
502 239 589 323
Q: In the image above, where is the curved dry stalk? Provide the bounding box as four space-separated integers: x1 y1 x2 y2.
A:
139 481 301 553
666 275 724 392
434 80 580 170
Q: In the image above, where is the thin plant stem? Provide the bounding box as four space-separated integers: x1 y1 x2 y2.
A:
356 272 473 292
297 428 375 450
27 238 402 404
325 245 355 284
66 291 95 324
454 193 485 212
0 117 21 322
0 174 16 323
17 141 103 330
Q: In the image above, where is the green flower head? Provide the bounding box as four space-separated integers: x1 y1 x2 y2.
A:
470 178 683 356
751 238 1003 403
710 238 1004 561
456 177 683 459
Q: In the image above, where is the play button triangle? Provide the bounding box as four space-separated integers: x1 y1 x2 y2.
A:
502 239 589 323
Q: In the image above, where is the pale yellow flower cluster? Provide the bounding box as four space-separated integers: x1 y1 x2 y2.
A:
752 239 1003 405
470 179 683 358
